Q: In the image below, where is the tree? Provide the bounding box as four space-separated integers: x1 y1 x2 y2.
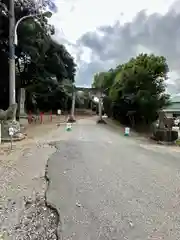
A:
93 53 170 126
92 67 122 117
0 0 76 113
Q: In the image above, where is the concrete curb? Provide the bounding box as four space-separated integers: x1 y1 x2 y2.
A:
103 118 130 134
103 118 149 140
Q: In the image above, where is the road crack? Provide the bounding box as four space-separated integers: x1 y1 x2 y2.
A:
45 143 62 239
0 142 61 240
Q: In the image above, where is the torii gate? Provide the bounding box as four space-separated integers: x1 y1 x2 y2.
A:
67 87 102 123
75 87 100 98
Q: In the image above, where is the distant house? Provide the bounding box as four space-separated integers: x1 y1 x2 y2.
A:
163 96 180 118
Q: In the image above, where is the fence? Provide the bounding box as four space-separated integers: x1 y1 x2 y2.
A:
27 111 67 124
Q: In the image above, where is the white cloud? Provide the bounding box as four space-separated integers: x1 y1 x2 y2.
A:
52 0 174 42
168 71 180 82
79 46 92 63
50 0 180 89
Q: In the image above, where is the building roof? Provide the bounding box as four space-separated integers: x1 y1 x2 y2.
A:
163 109 180 113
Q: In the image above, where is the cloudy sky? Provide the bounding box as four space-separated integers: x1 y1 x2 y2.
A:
50 0 180 93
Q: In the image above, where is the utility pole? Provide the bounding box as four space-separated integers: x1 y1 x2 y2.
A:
67 84 76 122
98 91 103 120
71 89 76 118
9 0 16 105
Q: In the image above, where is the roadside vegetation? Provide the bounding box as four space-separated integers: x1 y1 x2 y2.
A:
0 0 76 114
92 53 170 130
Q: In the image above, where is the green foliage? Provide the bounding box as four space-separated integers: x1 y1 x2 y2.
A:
93 53 170 125
0 0 76 111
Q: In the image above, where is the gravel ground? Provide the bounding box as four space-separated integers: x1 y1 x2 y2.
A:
0 194 59 240
0 122 69 240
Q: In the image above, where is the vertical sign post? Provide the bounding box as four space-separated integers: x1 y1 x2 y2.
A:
9 127 14 149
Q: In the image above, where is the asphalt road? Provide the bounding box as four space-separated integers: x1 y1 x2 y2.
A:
46 118 180 240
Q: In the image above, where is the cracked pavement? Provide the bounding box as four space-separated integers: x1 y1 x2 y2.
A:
46 118 180 240
1 117 180 239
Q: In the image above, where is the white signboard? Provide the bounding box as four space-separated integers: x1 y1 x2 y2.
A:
9 127 14 136
57 109 61 115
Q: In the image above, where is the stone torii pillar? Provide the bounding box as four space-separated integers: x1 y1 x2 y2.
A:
67 85 76 123
96 90 106 124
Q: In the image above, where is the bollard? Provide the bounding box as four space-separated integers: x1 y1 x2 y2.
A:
28 111 32 124
40 112 43 124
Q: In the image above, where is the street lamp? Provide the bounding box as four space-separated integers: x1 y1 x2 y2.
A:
14 11 52 45
9 0 16 105
93 96 99 103
9 1 52 106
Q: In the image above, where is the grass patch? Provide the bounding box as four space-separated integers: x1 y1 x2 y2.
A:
175 139 180 146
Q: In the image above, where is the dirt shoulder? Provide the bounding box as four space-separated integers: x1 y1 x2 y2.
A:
0 115 69 239
0 114 66 158
104 117 180 153
0 114 93 161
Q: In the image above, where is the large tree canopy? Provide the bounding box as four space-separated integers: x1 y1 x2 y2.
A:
0 0 76 112
92 53 170 125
